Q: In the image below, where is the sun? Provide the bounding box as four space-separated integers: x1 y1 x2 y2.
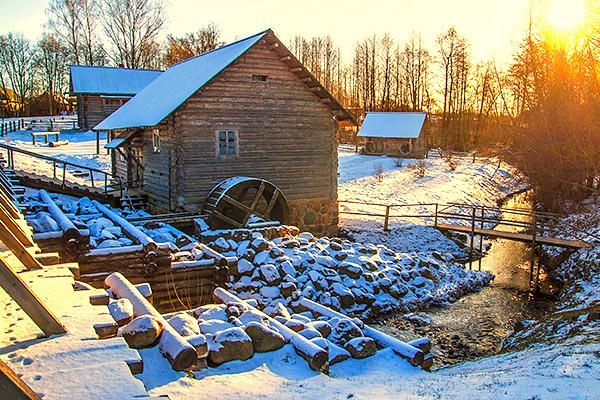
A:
545 0 587 32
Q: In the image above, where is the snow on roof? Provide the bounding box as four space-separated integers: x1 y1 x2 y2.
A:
357 112 426 139
70 65 162 96
94 30 270 131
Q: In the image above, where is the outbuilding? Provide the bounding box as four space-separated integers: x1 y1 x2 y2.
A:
358 112 428 158
95 29 355 235
70 65 162 130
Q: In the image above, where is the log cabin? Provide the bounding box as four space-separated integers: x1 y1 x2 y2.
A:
94 29 355 236
70 65 162 130
358 112 429 158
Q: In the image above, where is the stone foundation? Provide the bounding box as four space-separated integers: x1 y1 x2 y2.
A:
288 197 338 237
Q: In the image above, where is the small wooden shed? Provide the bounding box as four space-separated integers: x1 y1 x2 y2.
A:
358 112 428 158
95 29 355 235
70 65 162 130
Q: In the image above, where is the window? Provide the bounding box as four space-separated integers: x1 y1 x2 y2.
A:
252 74 268 82
152 129 161 153
217 130 237 156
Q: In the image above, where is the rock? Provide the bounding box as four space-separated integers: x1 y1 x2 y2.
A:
298 328 322 340
329 318 363 345
307 320 331 337
280 281 297 298
97 239 123 249
122 315 163 349
237 259 255 275
238 309 270 326
331 283 356 308
108 298 134 326
199 319 235 335
279 260 297 277
298 232 315 242
168 312 201 336
244 322 285 352
208 327 254 364
290 313 312 323
196 304 228 321
251 237 270 252
310 337 329 351
260 264 281 285
344 337 377 359
284 319 306 332
259 286 281 299
339 262 363 279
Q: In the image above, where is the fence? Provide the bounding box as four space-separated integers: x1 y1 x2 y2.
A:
0 118 79 136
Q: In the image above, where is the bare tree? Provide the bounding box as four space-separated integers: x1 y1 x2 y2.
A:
101 0 166 69
47 0 82 64
37 34 69 115
0 33 37 116
165 23 223 65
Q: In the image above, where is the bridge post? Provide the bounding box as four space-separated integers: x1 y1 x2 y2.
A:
434 204 438 227
478 206 485 271
469 207 476 270
383 205 390 232
529 215 537 291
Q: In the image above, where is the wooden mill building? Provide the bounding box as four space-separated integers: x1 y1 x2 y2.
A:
95 29 355 235
358 112 428 158
70 65 162 130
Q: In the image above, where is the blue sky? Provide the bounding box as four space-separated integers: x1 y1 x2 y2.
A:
0 0 530 65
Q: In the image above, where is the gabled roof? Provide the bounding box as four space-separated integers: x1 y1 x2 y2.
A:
70 65 162 96
95 29 355 131
357 112 426 139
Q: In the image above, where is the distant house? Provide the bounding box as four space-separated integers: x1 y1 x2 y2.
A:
358 112 428 158
70 65 162 130
95 29 355 235
0 88 25 114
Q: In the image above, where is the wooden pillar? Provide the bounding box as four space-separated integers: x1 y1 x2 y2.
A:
0 359 43 400
0 219 42 271
469 207 476 270
0 258 66 336
96 131 100 155
478 206 485 271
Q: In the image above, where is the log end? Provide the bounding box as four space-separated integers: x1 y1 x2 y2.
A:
171 347 199 371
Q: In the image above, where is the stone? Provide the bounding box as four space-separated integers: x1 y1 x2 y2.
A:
237 259 255 275
339 262 363 279
260 264 281 285
122 315 163 349
108 298 134 326
280 281 297 298
344 337 377 359
196 305 228 321
208 327 254 364
328 340 352 365
298 328 322 340
187 333 208 358
284 318 306 332
307 320 332 337
168 312 201 336
199 319 235 335
303 210 317 226
244 322 285 352
329 318 363 345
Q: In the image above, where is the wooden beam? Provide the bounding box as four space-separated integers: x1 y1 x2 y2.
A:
268 42 280 50
263 190 280 219
0 359 43 400
309 86 322 92
280 55 292 62
300 77 312 83
0 257 66 336
0 219 43 270
0 204 35 247
320 98 332 103
290 67 302 73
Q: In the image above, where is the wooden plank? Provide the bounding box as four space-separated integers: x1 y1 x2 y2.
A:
0 257 66 336
436 223 590 249
0 219 43 270
0 203 35 247
0 359 43 400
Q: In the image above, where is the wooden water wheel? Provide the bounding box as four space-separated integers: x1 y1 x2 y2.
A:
203 177 290 229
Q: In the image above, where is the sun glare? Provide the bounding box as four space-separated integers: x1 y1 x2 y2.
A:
545 0 587 32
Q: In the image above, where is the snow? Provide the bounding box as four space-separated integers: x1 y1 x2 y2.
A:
70 65 162 95
357 112 426 138
95 30 269 130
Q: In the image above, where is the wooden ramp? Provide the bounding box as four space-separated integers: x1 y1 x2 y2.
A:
436 223 590 249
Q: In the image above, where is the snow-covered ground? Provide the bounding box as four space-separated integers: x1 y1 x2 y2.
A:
2 129 109 186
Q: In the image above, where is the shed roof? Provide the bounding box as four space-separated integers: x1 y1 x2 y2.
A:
95 29 355 131
357 112 426 139
70 65 162 96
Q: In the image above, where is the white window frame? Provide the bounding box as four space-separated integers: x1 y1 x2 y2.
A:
152 128 161 153
216 129 238 157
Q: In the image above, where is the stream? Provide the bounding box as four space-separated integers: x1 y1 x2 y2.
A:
374 191 561 368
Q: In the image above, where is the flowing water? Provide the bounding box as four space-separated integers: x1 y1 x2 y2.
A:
375 191 560 367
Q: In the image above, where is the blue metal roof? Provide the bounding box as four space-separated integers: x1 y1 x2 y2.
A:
357 112 427 139
70 65 162 96
94 30 270 130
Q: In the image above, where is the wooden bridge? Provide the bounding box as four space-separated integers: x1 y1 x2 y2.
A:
339 199 596 291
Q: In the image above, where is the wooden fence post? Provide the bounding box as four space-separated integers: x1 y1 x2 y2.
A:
0 257 66 336
434 203 438 227
529 216 537 290
478 206 485 271
469 207 476 270
383 205 391 232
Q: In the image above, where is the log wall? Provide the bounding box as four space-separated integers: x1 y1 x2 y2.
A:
77 95 130 131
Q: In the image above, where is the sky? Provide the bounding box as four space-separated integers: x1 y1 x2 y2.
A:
0 0 531 66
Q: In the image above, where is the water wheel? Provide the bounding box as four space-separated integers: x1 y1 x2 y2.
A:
203 177 290 229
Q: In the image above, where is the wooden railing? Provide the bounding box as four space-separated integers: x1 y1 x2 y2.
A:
0 142 129 197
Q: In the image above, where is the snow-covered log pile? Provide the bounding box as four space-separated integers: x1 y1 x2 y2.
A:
206 230 492 319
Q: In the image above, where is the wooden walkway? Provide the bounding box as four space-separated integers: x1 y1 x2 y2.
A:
436 223 590 249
